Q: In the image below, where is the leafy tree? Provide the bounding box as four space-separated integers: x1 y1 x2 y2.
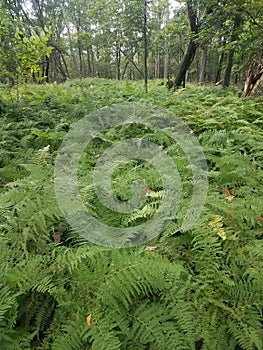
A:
1 0 263 89
0 1 52 86
172 0 200 88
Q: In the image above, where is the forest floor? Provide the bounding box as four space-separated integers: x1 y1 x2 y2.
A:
0 79 263 350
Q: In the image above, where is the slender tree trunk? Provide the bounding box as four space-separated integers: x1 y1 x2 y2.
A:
78 46 83 76
115 44 121 80
120 50 144 78
87 47 92 76
164 52 169 80
199 46 208 84
155 51 160 79
62 8 79 77
49 47 68 82
121 61 129 79
163 2 170 79
143 0 148 92
104 55 110 78
44 55 49 82
76 10 84 77
60 50 69 79
222 48 235 87
222 14 242 87
91 48 96 77
215 52 224 84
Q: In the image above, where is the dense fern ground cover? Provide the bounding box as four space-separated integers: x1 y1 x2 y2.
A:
0 79 263 350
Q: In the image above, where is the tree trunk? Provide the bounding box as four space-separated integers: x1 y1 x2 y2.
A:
121 61 129 79
164 52 169 80
143 0 148 92
163 2 170 80
62 8 79 77
199 46 208 84
173 40 197 88
91 48 96 77
155 51 160 79
49 47 68 82
222 14 242 87
242 58 263 97
115 44 121 80
173 1 198 89
87 47 92 77
44 55 49 82
78 46 83 76
215 52 224 84
222 48 235 87
120 50 145 78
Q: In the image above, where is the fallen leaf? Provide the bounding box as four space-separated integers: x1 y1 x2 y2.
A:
225 195 235 202
86 314 92 326
144 186 154 194
53 232 61 244
145 246 158 251
223 187 235 202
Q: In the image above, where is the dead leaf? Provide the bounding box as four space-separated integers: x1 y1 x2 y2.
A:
145 246 158 251
223 187 235 202
53 232 61 244
144 186 154 194
86 314 92 326
225 195 235 202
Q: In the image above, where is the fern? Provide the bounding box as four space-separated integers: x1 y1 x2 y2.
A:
0 79 262 349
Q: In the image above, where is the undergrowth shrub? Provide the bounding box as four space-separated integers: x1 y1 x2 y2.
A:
0 79 262 349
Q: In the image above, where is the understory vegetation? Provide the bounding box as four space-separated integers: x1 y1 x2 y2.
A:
0 79 263 349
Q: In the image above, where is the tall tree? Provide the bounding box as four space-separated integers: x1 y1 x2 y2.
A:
222 12 243 87
143 0 148 92
0 0 52 85
198 45 208 84
172 0 199 88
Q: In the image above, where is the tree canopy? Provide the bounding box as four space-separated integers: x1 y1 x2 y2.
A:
0 0 262 90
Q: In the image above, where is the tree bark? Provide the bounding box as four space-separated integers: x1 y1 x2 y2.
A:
155 51 160 79
44 55 49 82
120 50 144 78
222 48 235 87
121 61 129 79
143 0 148 92
242 59 263 97
62 7 79 77
115 43 121 80
222 14 242 87
199 45 208 84
173 40 197 88
173 1 198 88
87 47 92 77
78 46 83 76
215 50 225 84
163 2 170 80
164 52 169 80
75 8 83 77
48 47 68 82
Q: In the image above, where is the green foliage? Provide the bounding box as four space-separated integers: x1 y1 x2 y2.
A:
0 3 52 86
0 79 262 349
